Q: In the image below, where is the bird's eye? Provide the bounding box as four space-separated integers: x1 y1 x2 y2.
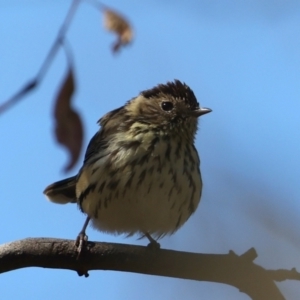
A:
161 101 174 112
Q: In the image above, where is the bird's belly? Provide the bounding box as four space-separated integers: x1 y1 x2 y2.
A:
77 142 202 237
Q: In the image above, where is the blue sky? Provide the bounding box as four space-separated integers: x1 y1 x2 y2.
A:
1 1 300 299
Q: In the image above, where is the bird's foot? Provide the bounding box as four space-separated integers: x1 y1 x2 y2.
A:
144 232 160 249
75 231 88 258
74 216 91 259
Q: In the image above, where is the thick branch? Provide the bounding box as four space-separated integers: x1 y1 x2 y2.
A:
0 238 297 300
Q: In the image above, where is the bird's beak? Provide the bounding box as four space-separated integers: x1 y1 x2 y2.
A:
190 107 212 118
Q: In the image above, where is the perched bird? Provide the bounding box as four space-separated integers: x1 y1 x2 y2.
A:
44 80 211 249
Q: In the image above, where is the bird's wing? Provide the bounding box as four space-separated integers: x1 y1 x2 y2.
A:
83 106 125 164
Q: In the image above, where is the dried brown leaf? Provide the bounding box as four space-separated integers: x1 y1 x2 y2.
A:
53 68 83 172
103 9 133 53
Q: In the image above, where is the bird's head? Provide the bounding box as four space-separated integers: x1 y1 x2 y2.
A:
125 80 211 138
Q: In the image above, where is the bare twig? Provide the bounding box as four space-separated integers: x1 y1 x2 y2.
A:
0 0 81 114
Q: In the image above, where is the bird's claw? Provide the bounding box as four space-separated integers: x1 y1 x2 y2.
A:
147 240 161 250
75 232 88 258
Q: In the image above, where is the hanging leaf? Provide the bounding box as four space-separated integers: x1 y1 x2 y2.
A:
103 8 133 53
53 68 83 172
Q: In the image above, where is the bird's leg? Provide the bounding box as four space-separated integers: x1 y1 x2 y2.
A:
75 216 90 257
144 232 160 249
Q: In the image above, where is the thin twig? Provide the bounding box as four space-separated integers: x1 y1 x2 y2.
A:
0 0 81 114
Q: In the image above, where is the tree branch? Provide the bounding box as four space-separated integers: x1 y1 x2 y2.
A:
1 238 298 299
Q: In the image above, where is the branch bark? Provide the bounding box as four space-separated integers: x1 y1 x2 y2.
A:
1 238 299 299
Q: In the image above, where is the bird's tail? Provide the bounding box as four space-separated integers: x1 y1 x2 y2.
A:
43 176 77 204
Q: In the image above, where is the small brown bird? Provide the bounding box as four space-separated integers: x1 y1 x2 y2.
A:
44 80 211 248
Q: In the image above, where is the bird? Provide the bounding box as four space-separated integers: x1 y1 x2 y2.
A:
44 80 211 250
